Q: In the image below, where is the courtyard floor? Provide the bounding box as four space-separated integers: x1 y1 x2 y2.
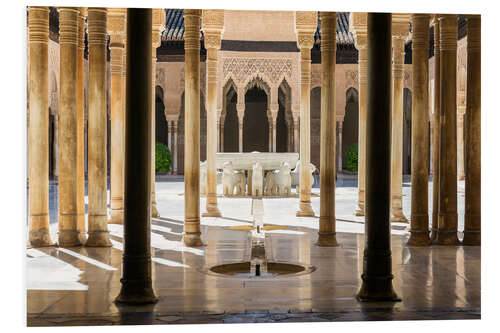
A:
26 176 480 326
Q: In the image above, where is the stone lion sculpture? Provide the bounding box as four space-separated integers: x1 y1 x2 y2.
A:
291 160 316 194
222 161 246 196
251 162 263 197
265 162 292 196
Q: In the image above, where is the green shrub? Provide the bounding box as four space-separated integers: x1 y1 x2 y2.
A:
346 143 358 172
155 142 172 173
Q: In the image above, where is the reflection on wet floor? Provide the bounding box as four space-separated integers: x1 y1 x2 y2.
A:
27 180 479 325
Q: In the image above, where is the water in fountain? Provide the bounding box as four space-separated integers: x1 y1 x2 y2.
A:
250 197 269 276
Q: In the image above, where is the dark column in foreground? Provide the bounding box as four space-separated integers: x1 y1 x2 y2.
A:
115 8 157 304
357 13 400 302
463 15 481 245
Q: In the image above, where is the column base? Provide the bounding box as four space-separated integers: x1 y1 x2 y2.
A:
432 230 460 246
462 230 481 246
109 209 124 224
202 208 222 217
356 274 401 302
183 232 204 247
151 203 160 218
316 232 339 247
390 209 408 223
29 228 54 247
296 201 315 217
78 231 87 244
86 231 112 247
406 230 431 247
354 205 365 217
115 282 158 305
58 230 83 247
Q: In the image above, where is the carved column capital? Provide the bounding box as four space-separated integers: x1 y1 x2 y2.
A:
28 6 50 44
438 14 458 51
349 12 367 50
295 11 317 50
87 8 107 46
184 9 202 51
58 7 79 45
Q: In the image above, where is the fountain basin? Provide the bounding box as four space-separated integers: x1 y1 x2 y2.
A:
206 261 315 278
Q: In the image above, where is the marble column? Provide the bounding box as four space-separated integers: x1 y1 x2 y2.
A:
150 9 164 219
295 11 317 217
407 14 431 246
58 7 81 246
202 9 223 217
173 120 178 174
457 110 465 180
293 115 299 153
357 13 400 302
28 6 53 247
434 14 459 245
220 117 225 152
237 103 244 153
108 8 126 225
350 13 367 216
76 8 86 242
317 12 338 247
183 9 203 247
86 7 111 247
115 8 157 304
390 15 409 223
463 15 481 245
271 107 278 153
337 121 343 173
431 16 440 241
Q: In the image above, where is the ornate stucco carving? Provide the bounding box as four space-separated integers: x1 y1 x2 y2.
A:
222 58 292 88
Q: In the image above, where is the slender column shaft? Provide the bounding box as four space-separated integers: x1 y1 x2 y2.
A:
151 54 159 218
108 10 125 225
431 18 440 241
337 121 343 172
58 7 81 246
86 8 111 247
390 36 408 223
408 14 431 246
271 113 277 152
28 6 53 247
173 121 178 174
357 13 399 302
183 9 203 246
237 104 244 153
457 111 465 180
293 116 299 152
317 12 338 247
203 47 221 216
115 8 157 304
220 121 225 152
76 9 86 242
216 119 221 152
435 14 459 245
355 45 367 216
463 15 481 245
296 47 315 216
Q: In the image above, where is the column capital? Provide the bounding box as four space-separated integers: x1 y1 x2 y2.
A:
392 13 410 38
28 7 50 44
320 12 337 52
107 8 126 35
87 8 107 46
202 9 224 50
152 8 165 48
295 11 317 50
349 12 367 50
58 7 79 45
184 9 202 51
438 14 458 51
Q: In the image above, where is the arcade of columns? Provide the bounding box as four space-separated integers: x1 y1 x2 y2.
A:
28 8 481 256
